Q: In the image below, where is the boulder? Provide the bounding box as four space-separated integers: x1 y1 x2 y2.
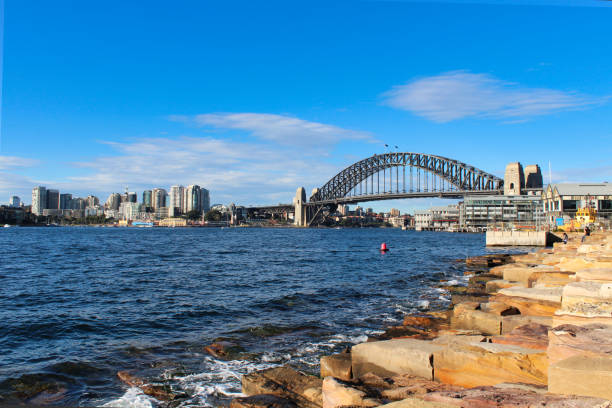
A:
450 304 502 336
527 271 575 288
351 338 443 380
231 395 297 408
547 324 612 365
423 385 611 407
502 265 559 286
490 323 549 350
548 355 612 400
242 367 323 408
493 287 562 316
433 342 547 388
559 281 612 317
321 377 380 408
320 353 352 381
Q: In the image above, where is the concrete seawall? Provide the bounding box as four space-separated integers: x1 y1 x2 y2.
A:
486 230 560 246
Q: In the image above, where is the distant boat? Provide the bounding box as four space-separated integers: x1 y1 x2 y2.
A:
3 224 11 228
132 221 154 227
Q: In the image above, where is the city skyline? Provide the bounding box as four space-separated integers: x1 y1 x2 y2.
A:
1 1 611 213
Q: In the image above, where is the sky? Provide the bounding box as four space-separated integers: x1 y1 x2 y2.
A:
1 0 611 212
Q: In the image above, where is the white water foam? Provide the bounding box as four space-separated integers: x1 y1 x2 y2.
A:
102 387 157 408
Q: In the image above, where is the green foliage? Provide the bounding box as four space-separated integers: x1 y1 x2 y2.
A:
185 210 202 220
204 209 223 221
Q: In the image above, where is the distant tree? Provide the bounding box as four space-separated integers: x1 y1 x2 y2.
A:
186 210 202 220
204 209 223 221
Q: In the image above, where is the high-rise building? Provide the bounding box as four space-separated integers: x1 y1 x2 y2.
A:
151 188 167 210
86 195 100 208
105 193 121 211
60 193 72 210
71 197 86 210
10 196 21 207
46 189 60 210
127 192 137 203
201 188 210 213
169 185 184 216
183 185 201 213
142 190 152 209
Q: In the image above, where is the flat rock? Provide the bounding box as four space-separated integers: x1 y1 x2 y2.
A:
231 394 298 408
493 287 562 316
321 377 380 408
502 265 559 286
575 268 612 283
433 342 547 388
501 315 552 334
242 367 323 408
485 279 519 293
527 271 575 288
560 281 612 317
490 323 549 350
549 355 612 400
351 338 443 380
451 307 502 336
497 286 563 303
320 353 352 381
377 398 456 408
379 375 463 400
423 385 611 407
548 324 612 365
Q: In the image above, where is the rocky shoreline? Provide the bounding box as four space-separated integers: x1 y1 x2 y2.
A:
114 232 612 407
224 232 612 408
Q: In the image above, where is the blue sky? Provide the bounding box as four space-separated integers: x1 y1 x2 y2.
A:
1 0 611 211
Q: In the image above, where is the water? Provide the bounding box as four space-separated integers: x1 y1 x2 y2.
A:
0 227 512 407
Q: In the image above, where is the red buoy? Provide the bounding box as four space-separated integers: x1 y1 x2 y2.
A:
380 242 389 252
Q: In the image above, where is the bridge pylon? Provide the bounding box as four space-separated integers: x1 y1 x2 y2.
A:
293 187 307 227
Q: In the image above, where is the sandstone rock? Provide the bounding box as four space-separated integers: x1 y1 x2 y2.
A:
479 301 520 316
450 293 490 305
560 281 612 317
433 342 547 387
552 313 612 327
501 315 552 334
320 353 352 381
377 398 456 408
242 367 323 408
204 340 245 360
493 287 562 316
321 377 380 408
549 355 612 400
423 385 611 407
547 324 612 365
527 271 575 288
378 374 464 400
575 268 612 283
502 265 559 285
351 338 443 380
231 394 297 408
450 306 502 335
485 279 519 293
117 371 144 387
431 335 487 345
490 323 549 350
116 371 177 401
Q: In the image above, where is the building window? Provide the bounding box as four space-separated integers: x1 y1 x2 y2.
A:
562 200 579 211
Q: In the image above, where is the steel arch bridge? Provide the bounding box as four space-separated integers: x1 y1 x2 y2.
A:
309 152 504 205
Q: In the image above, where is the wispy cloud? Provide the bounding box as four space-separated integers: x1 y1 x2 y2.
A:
171 112 375 147
382 71 606 123
0 155 39 171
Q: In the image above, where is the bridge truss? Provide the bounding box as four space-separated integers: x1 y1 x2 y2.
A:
310 152 504 204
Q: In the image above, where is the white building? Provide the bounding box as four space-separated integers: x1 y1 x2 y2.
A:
32 186 47 215
152 188 167 210
414 209 432 231
119 202 142 221
169 185 184 216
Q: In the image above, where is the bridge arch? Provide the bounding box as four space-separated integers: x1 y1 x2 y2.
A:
310 152 504 203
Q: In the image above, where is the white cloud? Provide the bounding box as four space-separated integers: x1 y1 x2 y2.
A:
0 155 39 171
383 71 605 122
178 112 374 147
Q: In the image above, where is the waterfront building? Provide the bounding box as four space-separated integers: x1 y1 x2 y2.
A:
119 202 142 221
85 205 104 217
414 209 432 231
543 183 612 224
431 204 460 230
151 188 167 210
60 193 72 209
46 189 60 210
10 196 21 207
104 209 119 219
0 205 25 224
154 206 169 220
169 185 184 216
201 188 210 213
460 195 544 230
142 190 152 210
158 217 187 227
86 195 100 208
105 193 122 211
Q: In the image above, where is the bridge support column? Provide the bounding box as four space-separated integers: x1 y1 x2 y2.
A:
293 187 308 227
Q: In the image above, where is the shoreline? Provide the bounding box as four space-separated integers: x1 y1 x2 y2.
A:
223 231 612 407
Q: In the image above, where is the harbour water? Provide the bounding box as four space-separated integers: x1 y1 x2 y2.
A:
0 227 516 407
